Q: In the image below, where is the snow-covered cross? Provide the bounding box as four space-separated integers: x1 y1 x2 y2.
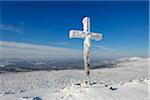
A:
69 17 103 83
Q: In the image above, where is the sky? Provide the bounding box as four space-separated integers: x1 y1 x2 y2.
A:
0 1 149 59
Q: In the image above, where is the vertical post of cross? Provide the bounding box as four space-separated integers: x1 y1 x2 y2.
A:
82 17 91 84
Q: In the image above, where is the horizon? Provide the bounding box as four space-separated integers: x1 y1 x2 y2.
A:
0 1 149 59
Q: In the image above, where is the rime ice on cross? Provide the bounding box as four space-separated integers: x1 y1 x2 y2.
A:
69 17 103 83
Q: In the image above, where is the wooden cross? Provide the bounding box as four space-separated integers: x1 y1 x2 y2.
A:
69 17 103 83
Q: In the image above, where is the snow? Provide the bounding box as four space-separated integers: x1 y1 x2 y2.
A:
43 79 149 100
0 57 149 100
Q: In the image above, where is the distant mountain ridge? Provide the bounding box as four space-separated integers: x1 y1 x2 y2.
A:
0 57 149 73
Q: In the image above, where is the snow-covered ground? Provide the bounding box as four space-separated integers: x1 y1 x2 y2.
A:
0 57 149 100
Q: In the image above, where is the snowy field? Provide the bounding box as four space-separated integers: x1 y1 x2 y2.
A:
0 57 149 100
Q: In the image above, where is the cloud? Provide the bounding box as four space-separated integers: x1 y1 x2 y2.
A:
92 45 135 58
51 42 70 46
0 24 23 34
0 41 128 59
0 41 81 59
94 45 116 52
